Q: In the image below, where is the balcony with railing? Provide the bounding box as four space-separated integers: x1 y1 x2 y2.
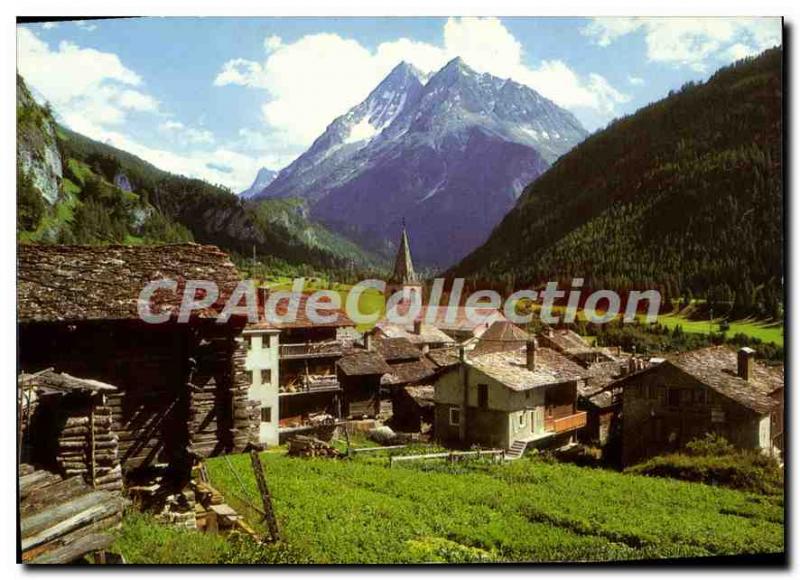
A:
279 341 344 360
551 411 587 434
279 374 341 396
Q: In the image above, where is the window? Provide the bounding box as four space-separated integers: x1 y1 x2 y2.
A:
518 411 528 428
668 388 681 407
449 407 461 426
261 407 272 423
711 409 725 423
478 384 489 409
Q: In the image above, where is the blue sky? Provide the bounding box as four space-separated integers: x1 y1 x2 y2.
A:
17 17 782 191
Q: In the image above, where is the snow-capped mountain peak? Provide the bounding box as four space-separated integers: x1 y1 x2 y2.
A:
257 57 589 267
239 167 277 199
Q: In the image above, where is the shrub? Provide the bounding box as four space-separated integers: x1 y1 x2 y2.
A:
627 436 783 496
685 433 736 457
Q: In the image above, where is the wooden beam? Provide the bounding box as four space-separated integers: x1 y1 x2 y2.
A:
248 450 280 543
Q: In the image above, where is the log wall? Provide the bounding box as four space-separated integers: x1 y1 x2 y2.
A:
19 320 258 475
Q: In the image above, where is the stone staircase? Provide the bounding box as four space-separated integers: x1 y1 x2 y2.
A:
505 440 528 461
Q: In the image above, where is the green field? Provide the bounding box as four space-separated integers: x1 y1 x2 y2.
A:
191 450 784 564
524 301 784 348
652 312 783 347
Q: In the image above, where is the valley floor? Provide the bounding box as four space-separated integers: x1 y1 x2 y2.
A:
113 448 783 564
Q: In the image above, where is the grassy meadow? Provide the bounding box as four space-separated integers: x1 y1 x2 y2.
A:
175 449 785 564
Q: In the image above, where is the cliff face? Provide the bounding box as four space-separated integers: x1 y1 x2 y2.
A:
17 75 62 204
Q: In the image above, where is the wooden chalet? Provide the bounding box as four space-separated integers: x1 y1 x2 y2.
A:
17 244 257 478
336 351 391 419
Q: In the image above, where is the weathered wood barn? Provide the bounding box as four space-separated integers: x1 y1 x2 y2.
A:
375 335 437 389
17 244 257 478
336 350 391 419
616 346 784 466
20 371 123 492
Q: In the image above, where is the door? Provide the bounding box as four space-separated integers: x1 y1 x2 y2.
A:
533 406 545 434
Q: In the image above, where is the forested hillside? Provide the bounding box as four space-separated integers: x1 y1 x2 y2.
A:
453 48 783 318
17 74 382 279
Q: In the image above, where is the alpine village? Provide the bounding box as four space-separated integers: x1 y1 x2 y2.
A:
16 31 784 565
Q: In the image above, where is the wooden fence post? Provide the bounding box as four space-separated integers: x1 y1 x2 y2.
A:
249 450 280 543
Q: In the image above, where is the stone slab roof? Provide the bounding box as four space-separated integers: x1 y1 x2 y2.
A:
667 346 783 414
472 321 530 356
18 243 241 323
337 351 392 376
467 347 588 391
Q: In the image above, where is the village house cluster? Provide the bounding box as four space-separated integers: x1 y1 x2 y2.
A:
16 228 784 560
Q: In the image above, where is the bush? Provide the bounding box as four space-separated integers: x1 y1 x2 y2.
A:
627 435 783 495
685 433 736 457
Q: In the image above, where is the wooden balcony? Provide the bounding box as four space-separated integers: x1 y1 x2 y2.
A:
551 411 587 434
279 341 344 360
280 374 341 396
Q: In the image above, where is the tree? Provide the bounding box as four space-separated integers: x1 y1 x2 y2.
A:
17 165 44 231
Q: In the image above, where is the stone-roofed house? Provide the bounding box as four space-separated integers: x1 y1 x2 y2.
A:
375 320 455 353
434 340 589 453
538 327 620 367
615 345 784 465
376 336 438 388
391 385 435 433
382 304 508 343
471 320 529 356
17 244 258 477
336 351 392 419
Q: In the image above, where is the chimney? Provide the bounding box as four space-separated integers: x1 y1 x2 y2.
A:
364 329 374 352
526 338 538 371
413 319 422 335
258 287 269 308
738 347 755 381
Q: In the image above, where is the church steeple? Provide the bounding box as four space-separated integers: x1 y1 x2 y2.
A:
390 221 418 284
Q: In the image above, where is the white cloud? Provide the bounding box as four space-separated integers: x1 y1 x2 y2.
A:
74 20 98 32
628 75 645 86
213 58 269 88
519 61 630 115
17 28 161 129
726 42 759 61
117 89 159 112
264 35 283 51
17 27 263 190
18 29 142 102
159 120 215 145
583 17 781 72
216 17 627 149
41 22 59 30
66 115 266 191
